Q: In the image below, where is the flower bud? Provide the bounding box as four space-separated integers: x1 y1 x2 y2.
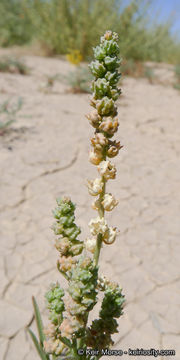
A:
94 45 106 61
55 237 70 255
102 38 119 55
58 256 76 272
92 78 111 99
59 316 82 338
89 150 103 165
79 256 92 269
86 109 101 128
67 301 87 316
92 198 101 210
89 216 108 236
89 60 106 78
56 197 75 214
63 225 81 241
104 30 113 40
107 140 122 158
99 117 119 136
91 133 108 148
98 160 116 180
105 71 121 85
87 178 104 196
85 237 97 253
90 96 97 108
103 227 118 244
97 275 110 290
111 87 121 101
96 97 115 116
43 323 56 338
59 317 72 338
44 339 63 355
52 222 64 235
102 193 118 211
104 56 120 71
70 243 84 256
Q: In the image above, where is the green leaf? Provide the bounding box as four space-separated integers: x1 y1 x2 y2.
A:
59 336 72 349
32 296 45 347
27 328 47 360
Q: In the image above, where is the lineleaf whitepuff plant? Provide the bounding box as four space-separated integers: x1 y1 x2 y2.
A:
28 31 125 360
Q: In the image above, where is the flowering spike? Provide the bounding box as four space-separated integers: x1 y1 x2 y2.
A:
87 31 123 259
29 32 125 359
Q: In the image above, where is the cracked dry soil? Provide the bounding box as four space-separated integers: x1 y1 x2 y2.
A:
0 55 180 360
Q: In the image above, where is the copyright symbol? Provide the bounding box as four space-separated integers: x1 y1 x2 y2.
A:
78 349 84 356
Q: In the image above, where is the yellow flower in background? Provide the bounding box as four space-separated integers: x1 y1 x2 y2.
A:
66 50 83 65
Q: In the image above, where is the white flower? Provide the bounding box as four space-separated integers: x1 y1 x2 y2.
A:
97 275 109 290
102 193 118 211
103 227 118 244
86 109 100 128
98 160 116 180
91 133 108 148
89 150 102 165
43 323 56 337
89 216 108 236
43 339 60 354
85 237 96 253
87 178 103 196
92 198 101 210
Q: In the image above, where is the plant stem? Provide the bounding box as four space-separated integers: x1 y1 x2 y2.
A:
94 176 106 266
57 262 69 280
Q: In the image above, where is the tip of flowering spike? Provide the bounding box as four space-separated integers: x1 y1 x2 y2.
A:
56 196 71 204
101 30 119 43
104 30 113 40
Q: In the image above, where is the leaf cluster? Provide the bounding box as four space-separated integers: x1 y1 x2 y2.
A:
0 56 30 75
61 66 93 94
86 283 125 350
0 97 23 135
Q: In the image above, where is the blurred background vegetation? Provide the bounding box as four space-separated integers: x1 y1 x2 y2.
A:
0 0 179 64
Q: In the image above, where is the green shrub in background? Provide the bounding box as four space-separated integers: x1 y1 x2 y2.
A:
174 64 180 91
0 0 179 64
27 0 120 58
174 64 180 81
0 0 33 47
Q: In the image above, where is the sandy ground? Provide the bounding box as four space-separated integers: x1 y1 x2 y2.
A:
0 53 180 360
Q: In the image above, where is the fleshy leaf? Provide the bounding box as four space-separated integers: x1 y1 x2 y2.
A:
32 296 45 347
27 328 48 360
